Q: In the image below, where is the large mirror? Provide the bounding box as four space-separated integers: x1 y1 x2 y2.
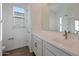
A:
47 3 79 34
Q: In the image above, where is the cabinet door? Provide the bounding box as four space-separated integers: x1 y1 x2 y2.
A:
32 35 42 56
43 47 55 56
36 37 42 56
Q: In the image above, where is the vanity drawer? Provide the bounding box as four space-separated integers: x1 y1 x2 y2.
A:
43 41 71 56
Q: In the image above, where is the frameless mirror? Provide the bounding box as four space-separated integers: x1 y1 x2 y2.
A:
45 3 79 34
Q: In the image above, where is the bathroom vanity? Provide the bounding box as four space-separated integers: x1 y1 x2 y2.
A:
32 31 79 56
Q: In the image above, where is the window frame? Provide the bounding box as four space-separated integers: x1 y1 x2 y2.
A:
59 17 63 32
13 6 25 18
75 20 79 32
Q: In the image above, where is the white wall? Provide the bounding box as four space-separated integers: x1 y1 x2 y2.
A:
2 3 29 51
30 4 43 31
27 4 49 32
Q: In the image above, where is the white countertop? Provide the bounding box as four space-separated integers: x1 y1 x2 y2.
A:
33 31 79 56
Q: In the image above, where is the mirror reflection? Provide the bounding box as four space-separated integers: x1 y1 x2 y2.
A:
48 3 79 34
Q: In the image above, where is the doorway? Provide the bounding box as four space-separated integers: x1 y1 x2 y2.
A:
2 3 30 51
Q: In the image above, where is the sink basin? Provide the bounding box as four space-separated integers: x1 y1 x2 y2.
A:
52 38 79 53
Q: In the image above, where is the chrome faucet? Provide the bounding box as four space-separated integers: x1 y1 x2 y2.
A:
63 31 67 39
63 30 70 39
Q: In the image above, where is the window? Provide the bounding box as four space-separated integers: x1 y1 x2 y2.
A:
13 6 26 28
13 6 25 13
59 17 63 32
13 6 25 17
75 20 79 32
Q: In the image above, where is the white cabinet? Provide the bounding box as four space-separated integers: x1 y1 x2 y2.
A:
32 35 42 56
43 41 72 56
32 34 72 56
43 47 55 56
